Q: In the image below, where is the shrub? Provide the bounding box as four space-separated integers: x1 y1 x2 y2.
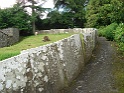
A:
98 27 106 37
114 23 124 43
114 23 124 52
98 23 118 40
118 42 124 52
104 23 118 41
99 23 124 52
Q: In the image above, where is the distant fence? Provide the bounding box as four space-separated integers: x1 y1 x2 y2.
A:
0 28 19 48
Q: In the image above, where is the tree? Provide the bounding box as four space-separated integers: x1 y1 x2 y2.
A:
109 0 124 23
0 8 13 29
85 0 124 28
0 4 32 35
85 0 104 27
35 9 75 29
16 0 47 34
53 0 87 28
12 4 32 34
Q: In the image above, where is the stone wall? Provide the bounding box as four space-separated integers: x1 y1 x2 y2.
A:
36 28 81 34
83 28 97 62
0 28 97 93
0 28 19 48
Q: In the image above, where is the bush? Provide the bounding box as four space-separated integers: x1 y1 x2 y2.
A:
105 23 118 40
98 27 106 37
98 23 124 52
114 23 124 43
114 23 124 52
118 42 124 52
98 23 118 40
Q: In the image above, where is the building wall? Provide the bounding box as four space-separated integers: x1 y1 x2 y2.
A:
0 28 97 93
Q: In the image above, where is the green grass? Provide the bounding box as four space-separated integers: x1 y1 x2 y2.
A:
0 33 73 61
113 56 124 93
112 43 124 93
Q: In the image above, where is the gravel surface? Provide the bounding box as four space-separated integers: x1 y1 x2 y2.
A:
60 37 118 93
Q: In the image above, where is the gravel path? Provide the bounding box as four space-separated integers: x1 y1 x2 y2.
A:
60 37 118 93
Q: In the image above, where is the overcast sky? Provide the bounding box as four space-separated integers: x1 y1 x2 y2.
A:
0 0 54 9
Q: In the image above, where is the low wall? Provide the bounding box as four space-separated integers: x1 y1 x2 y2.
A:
0 28 97 93
83 28 97 62
0 28 19 48
36 28 83 34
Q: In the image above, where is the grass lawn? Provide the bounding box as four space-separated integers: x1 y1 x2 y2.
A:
0 33 73 61
112 43 124 93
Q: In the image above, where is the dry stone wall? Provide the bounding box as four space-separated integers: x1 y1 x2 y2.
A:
83 28 97 62
0 31 9 48
0 28 97 93
0 28 19 48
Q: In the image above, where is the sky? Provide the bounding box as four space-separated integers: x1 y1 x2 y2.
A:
0 0 54 19
0 0 54 9
0 0 15 9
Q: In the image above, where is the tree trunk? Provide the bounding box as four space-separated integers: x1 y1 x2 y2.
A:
32 21 35 35
32 0 35 35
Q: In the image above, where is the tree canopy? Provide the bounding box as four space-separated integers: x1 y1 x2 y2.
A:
0 4 31 31
0 0 124 35
85 0 124 28
16 0 47 34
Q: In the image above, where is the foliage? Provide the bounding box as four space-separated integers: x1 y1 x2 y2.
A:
13 4 32 31
118 42 124 52
104 23 118 40
0 0 87 32
0 8 14 29
45 10 75 29
98 27 106 37
36 10 75 29
0 33 73 61
47 10 64 28
85 0 102 27
16 0 48 34
85 0 124 28
113 23 124 52
98 23 118 40
114 23 124 43
99 22 124 52
52 0 87 28
0 1 48 35
0 4 32 35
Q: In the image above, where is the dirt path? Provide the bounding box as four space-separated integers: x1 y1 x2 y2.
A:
60 37 118 93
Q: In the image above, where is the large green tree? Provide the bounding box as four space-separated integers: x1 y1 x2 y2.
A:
36 10 73 29
0 4 31 30
16 0 47 34
53 0 87 28
85 0 124 28
47 10 74 28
